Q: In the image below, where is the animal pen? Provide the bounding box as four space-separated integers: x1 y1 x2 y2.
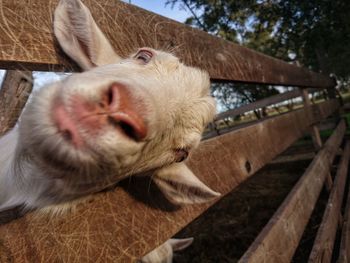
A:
0 0 349 262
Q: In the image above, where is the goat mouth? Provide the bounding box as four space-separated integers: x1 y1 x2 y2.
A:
40 153 79 174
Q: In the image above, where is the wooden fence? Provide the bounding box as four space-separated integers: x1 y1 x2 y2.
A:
0 1 348 262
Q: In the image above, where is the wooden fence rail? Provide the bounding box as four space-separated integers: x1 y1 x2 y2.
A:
206 88 336 139
338 169 350 263
0 0 335 88
308 141 350 262
215 89 302 121
239 120 346 263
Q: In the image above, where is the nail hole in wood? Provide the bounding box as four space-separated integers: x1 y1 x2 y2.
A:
245 160 252 173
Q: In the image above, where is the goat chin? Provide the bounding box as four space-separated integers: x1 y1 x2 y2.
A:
0 128 82 212
0 0 220 214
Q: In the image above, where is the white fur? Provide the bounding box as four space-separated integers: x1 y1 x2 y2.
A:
0 0 219 213
140 238 194 263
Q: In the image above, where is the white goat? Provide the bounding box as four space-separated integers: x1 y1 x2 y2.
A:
0 0 219 213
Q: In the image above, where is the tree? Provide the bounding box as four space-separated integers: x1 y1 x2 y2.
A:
168 0 350 78
167 0 350 112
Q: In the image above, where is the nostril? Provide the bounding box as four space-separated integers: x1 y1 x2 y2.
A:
104 83 148 141
108 115 146 142
62 129 73 141
119 120 140 141
107 86 114 105
99 86 116 109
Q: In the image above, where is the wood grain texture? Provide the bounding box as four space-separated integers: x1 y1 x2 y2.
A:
205 99 339 139
0 100 339 262
301 89 323 154
0 70 33 136
238 120 346 263
338 158 350 263
0 0 335 88
215 88 324 122
308 142 350 263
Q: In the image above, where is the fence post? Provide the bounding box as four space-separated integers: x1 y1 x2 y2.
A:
0 70 33 136
300 88 333 191
300 89 322 149
327 76 337 99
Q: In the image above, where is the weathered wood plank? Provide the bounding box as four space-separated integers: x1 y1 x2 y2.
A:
338 163 350 263
301 89 323 150
0 0 335 88
318 119 338 131
316 101 339 120
205 99 339 139
0 70 33 136
0 100 339 262
214 88 329 124
238 120 346 263
270 152 316 164
308 141 350 263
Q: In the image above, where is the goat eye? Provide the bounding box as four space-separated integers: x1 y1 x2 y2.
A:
174 149 189 163
135 50 153 64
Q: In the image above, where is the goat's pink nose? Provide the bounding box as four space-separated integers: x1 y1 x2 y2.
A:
104 83 148 141
55 83 148 146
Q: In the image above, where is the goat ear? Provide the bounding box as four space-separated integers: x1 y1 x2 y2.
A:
153 163 220 205
54 0 121 70
169 238 194 252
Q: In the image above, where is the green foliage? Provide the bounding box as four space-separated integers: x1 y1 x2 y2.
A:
167 0 350 79
167 0 350 112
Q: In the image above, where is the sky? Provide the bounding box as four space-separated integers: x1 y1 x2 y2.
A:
122 0 190 23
